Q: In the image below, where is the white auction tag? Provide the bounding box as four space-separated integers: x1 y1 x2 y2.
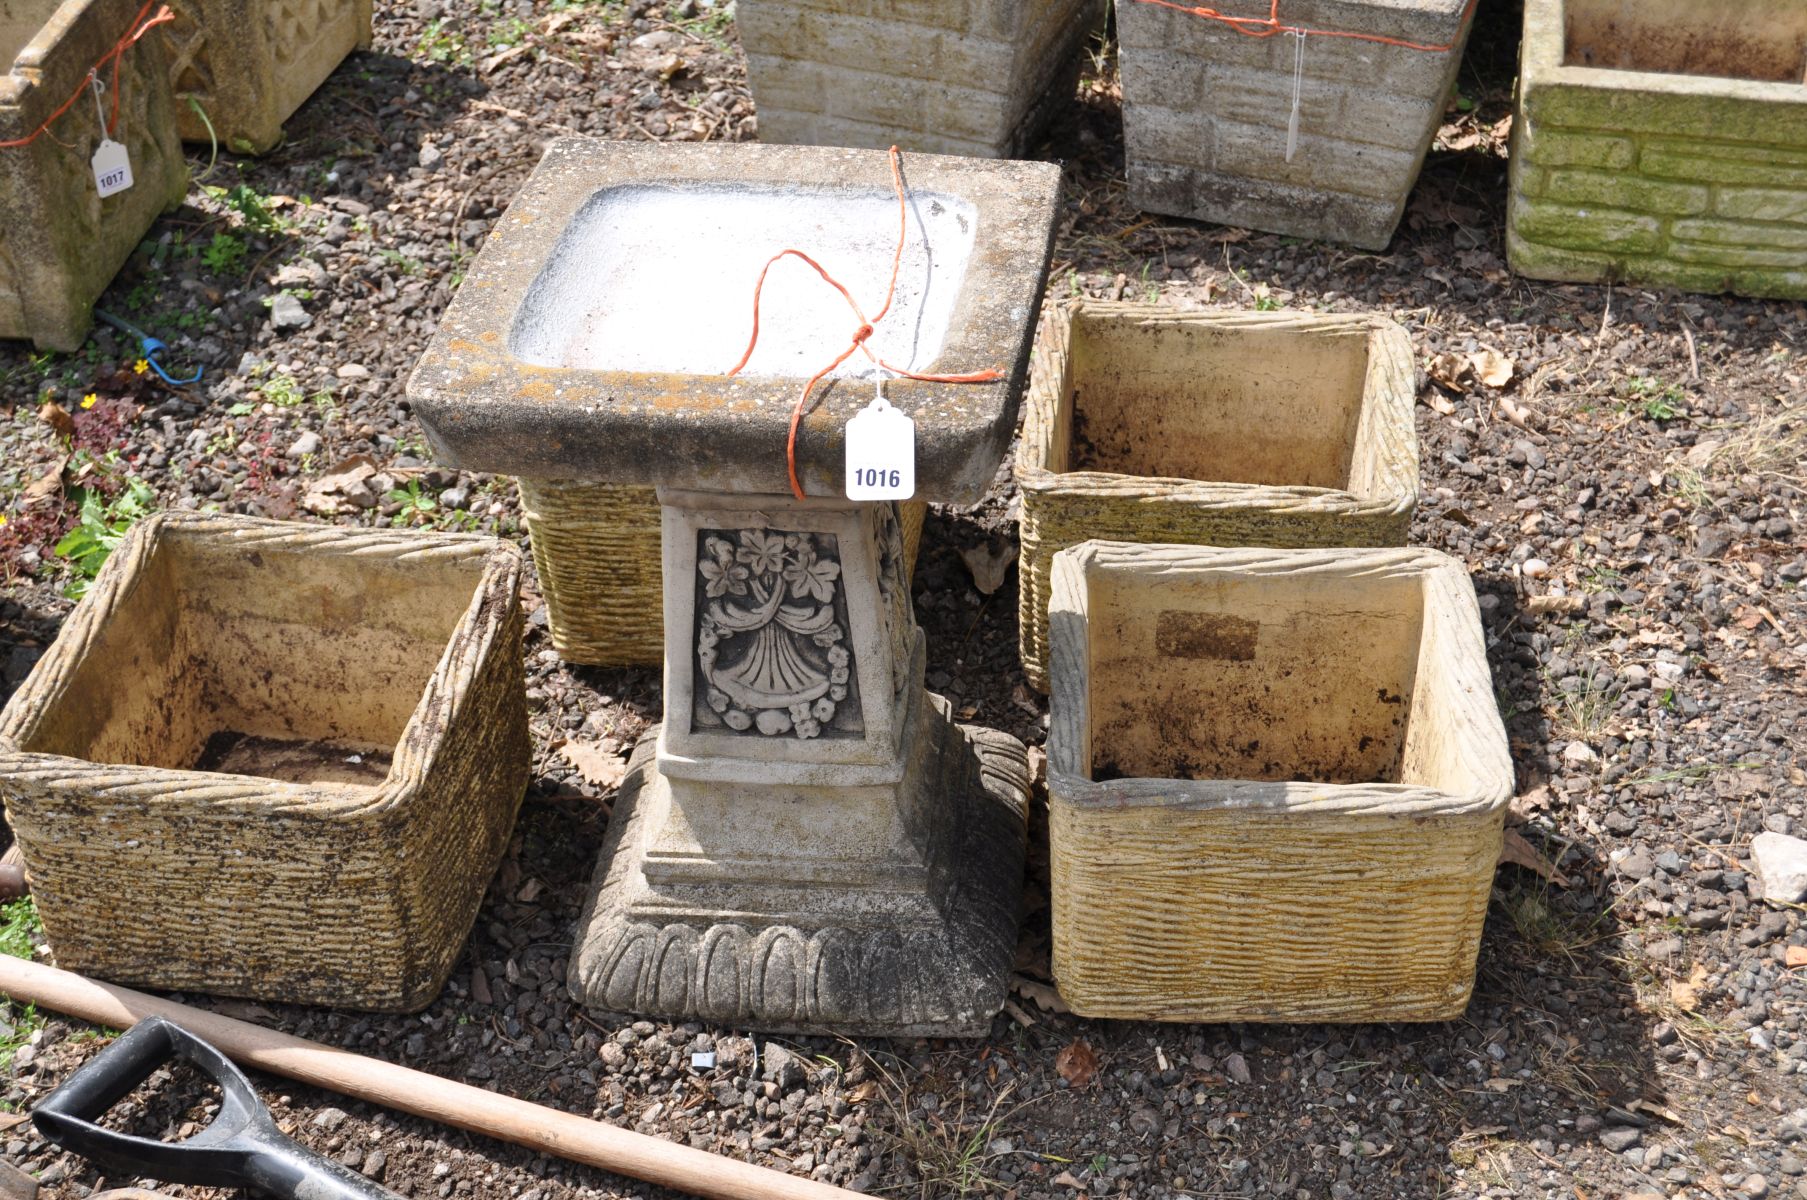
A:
91 138 133 198
845 381 915 501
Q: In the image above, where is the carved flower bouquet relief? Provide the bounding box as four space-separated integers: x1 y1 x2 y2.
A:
696 529 857 739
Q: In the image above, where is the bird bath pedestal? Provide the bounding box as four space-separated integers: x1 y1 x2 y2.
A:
407 139 1061 1035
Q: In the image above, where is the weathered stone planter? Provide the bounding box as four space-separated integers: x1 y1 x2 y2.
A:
1046 541 1512 1022
737 0 1097 157
1015 302 1418 692
1508 0 1807 300
519 477 927 668
0 514 529 1012
409 139 1061 1035
1 0 188 350
1116 0 1476 248
163 0 372 153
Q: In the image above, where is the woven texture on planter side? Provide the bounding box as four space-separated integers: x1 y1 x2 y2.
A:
1044 542 1511 1022
519 477 926 667
0 514 529 1012
1015 301 1419 691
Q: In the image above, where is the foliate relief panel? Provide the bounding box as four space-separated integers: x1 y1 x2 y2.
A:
692 528 863 740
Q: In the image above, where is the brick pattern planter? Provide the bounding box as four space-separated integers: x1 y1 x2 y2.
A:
1508 0 1807 300
1 0 188 350
0 514 529 1012
1014 302 1418 692
163 0 372 153
737 0 1098 157
1046 541 1512 1022
1116 0 1475 249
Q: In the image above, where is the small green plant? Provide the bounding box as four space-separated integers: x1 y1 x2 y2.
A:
417 19 471 65
55 478 156 599
1625 376 1686 421
201 231 247 274
203 183 287 233
261 371 305 407
0 897 41 960
1254 293 1282 312
388 479 437 527
375 247 423 276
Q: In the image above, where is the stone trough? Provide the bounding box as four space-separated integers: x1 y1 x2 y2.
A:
0 514 529 1011
409 139 1062 1035
1045 541 1513 1022
162 0 373 154
1 0 188 350
1015 302 1418 692
1508 0 1807 299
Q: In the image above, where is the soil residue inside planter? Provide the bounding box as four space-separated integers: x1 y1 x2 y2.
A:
192 730 392 785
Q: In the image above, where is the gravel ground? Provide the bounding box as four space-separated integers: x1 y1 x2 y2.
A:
1 2 1804 1199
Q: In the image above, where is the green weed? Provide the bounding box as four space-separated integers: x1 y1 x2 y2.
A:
55 478 156 599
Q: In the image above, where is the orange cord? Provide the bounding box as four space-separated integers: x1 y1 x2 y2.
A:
726 146 1004 502
1130 0 1477 53
0 3 174 151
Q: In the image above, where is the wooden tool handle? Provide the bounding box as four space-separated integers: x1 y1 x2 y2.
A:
0 956 861 1200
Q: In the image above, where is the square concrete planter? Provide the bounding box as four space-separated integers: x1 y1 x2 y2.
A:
737 0 1098 157
1 0 189 351
0 513 529 1012
163 0 372 153
1015 301 1418 692
1507 0 1807 300
1116 0 1476 248
518 477 927 668
1046 541 1512 1022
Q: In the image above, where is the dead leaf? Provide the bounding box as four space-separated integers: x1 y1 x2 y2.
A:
1012 974 1070 1015
960 541 1017 595
1498 396 1539 429
560 738 627 791
1786 945 1807 968
1671 963 1709 1013
1055 1038 1099 1088
301 454 378 516
37 400 73 440
211 1000 279 1023
1627 1098 1682 1124
1507 784 1552 826
1497 827 1571 886
1426 351 1471 392
1525 593 1585 616
846 1080 878 1105
20 456 67 505
1051 1172 1085 1190
1425 389 1458 416
1471 348 1515 389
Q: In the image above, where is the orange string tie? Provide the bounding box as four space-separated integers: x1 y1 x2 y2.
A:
726 146 1004 502
0 2 174 151
1130 0 1476 53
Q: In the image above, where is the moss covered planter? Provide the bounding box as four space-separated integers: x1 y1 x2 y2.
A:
737 0 1097 157
1508 0 1807 299
1015 302 1418 692
162 0 371 153
1116 0 1476 249
1046 541 1512 1022
0 514 529 1012
1 0 188 350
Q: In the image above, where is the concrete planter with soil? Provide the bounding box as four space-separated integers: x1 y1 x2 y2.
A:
1015 301 1418 692
0 513 529 1011
736 0 1098 157
1508 0 1807 300
1115 0 1475 249
162 0 372 153
1046 541 1512 1022
0 0 188 351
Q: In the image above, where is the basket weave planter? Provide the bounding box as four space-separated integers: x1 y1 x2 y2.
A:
1 0 189 350
520 479 927 667
0 513 529 1012
1046 542 1512 1022
1015 301 1419 692
163 0 373 153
